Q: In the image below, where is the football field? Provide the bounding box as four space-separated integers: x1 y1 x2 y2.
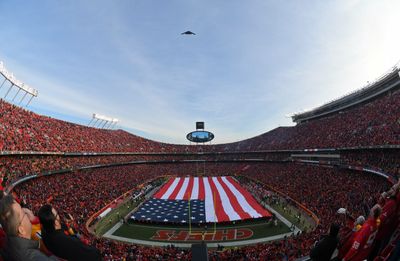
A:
102 203 301 248
130 176 272 224
99 176 305 247
113 218 290 243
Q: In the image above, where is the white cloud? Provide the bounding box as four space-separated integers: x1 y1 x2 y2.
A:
1 1 400 144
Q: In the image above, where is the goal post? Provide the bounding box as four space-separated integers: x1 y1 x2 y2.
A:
188 191 217 238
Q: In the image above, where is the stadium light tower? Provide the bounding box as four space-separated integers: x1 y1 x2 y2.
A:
88 113 119 129
0 61 38 106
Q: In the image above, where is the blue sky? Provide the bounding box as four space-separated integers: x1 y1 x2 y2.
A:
0 0 400 144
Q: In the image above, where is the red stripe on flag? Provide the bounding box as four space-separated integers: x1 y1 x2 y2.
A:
168 178 185 200
226 177 271 217
153 178 175 199
183 177 194 200
208 177 230 222
217 176 252 220
198 177 205 200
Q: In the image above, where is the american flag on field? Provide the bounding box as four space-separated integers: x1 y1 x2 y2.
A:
130 176 271 223
131 199 205 223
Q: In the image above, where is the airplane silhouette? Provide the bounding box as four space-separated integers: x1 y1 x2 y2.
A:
181 31 196 35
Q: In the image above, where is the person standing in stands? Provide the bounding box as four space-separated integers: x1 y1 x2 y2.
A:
38 204 102 261
338 215 365 259
0 195 56 261
370 187 398 259
342 204 381 261
310 223 340 261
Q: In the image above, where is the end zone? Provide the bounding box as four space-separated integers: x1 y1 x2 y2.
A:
103 204 301 248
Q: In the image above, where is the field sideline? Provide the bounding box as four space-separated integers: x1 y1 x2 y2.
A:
101 204 303 248
95 176 310 247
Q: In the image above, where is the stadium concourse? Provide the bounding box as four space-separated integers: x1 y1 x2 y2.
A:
0 69 400 260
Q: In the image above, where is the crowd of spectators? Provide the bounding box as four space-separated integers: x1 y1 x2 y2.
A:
0 151 293 188
12 163 247 260
0 99 169 153
0 78 399 259
341 150 400 179
206 163 395 260
1 89 400 154
2 162 396 260
215 89 400 151
245 163 390 222
10 165 178 259
0 155 156 186
1 148 397 191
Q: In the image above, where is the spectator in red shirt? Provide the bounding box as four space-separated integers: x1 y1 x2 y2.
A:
343 204 382 261
371 189 398 258
338 215 365 259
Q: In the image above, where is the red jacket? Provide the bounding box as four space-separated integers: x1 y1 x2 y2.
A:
376 198 397 240
343 217 380 261
338 225 362 259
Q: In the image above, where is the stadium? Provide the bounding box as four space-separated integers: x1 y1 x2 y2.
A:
1 2 400 261
0 64 399 260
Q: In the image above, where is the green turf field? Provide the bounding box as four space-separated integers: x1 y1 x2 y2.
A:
94 198 140 236
95 175 310 245
111 218 291 243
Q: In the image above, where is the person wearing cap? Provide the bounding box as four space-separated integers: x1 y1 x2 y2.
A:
342 204 381 261
338 216 365 259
